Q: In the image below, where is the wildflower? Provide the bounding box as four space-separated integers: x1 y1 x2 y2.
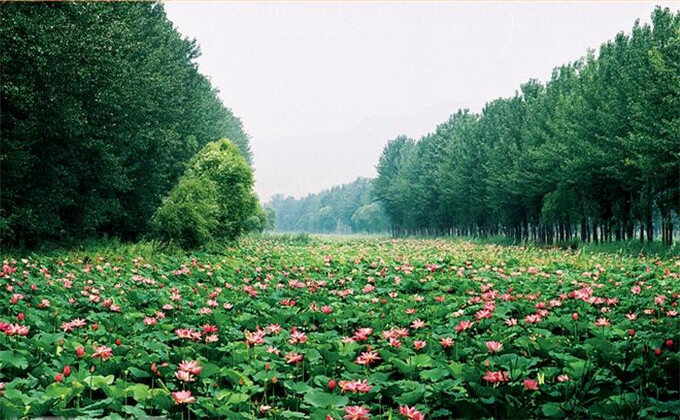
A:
485 341 503 353
339 379 373 393
594 318 610 327
523 379 539 390
175 370 195 382
440 337 454 348
455 320 474 333
482 370 509 384
284 352 303 364
525 314 542 324
355 351 381 366
399 405 425 420
556 374 570 382
413 340 426 350
343 405 370 420
92 345 113 361
172 390 196 404
178 360 201 375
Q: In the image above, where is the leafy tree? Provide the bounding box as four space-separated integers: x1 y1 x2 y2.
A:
151 139 257 248
0 2 251 246
373 7 679 244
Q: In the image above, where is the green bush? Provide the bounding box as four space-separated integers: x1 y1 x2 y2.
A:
150 139 257 248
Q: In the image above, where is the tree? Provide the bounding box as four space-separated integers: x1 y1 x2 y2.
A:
0 2 251 246
151 139 257 248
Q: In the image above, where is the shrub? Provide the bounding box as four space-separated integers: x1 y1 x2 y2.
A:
150 138 257 248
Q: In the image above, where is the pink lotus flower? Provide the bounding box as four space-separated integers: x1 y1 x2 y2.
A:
410 319 426 329
523 379 539 390
288 327 308 344
455 320 474 333
92 345 113 360
172 390 196 404
178 360 201 375
202 324 218 333
594 318 611 327
440 337 454 348
505 318 518 326
482 370 509 384
175 370 195 382
413 340 426 350
399 405 425 420
485 341 503 353
355 351 381 366
339 379 373 393
556 374 570 382
5 324 29 336
525 314 542 324
284 352 303 364
343 405 370 420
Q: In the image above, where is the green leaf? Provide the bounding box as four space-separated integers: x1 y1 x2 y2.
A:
542 403 565 418
420 367 450 381
126 384 149 402
86 375 115 390
0 351 28 369
303 390 349 408
281 410 307 418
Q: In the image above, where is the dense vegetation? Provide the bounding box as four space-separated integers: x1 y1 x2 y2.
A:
268 178 389 234
1 237 678 418
0 2 253 247
374 7 679 245
151 139 260 249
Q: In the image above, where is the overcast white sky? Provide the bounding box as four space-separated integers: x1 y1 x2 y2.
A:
164 1 676 201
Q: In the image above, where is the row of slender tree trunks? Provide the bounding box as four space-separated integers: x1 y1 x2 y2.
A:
391 216 675 245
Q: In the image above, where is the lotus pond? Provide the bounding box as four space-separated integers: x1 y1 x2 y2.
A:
1 237 678 419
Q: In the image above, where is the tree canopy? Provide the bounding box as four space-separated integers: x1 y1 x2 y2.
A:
1 2 252 246
268 178 389 234
151 139 258 248
373 7 679 244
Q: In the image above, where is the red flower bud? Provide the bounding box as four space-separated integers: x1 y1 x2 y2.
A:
629 329 635 337
655 348 662 356
54 373 64 382
17 313 24 321
76 346 85 357
63 365 71 377
328 379 336 391
115 338 122 346
571 313 579 321
666 339 673 348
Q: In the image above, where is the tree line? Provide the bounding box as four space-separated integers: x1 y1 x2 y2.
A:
1 2 257 247
374 7 679 245
267 178 389 234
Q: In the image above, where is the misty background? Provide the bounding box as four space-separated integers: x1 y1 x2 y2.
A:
164 2 675 201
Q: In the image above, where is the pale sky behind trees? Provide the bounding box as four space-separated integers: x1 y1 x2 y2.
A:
164 2 676 201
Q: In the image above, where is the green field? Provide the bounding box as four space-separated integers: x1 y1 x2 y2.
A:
1 237 678 419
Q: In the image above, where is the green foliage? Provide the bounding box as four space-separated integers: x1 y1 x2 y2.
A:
151 139 257 248
1 237 678 418
0 2 251 246
373 7 680 244
268 178 388 233
150 177 219 249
